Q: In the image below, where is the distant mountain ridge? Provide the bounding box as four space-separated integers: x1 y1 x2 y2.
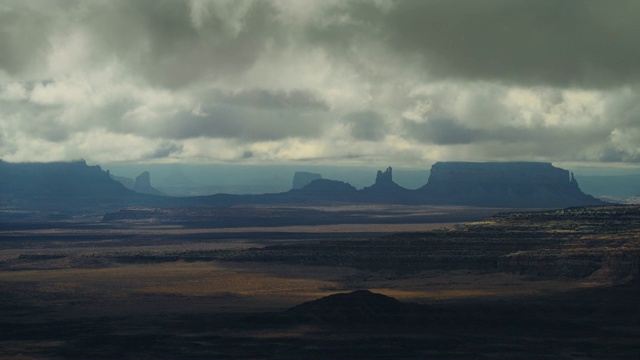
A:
0 159 607 209
0 159 131 198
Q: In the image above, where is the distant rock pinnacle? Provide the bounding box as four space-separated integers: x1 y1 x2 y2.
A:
362 166 409 199
375 167 393 186
134 171 163 195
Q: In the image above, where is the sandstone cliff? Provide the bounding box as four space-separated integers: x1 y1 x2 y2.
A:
1 160 608 209
419 162 605 207
362 167 408 193
0 159 131 198
360 166 412 203
134 171 163 195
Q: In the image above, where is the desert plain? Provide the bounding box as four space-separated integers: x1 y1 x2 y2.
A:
1 204 638 359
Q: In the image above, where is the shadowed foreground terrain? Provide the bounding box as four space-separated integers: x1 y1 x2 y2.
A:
0 205 639 359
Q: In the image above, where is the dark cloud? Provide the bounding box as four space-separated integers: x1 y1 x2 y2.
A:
405 119 479 145
345 111 386 141
160 108 244 140
599 147 640 163
332 0 640 88
8 103 72 142
85 0 282 88
0 3 52 75
404 116 610 157
217 89 329 111
143 141 183 160
115 103 327 142
604 88 640 127
0 0 282 87
1 0 640 165
4 1 640 90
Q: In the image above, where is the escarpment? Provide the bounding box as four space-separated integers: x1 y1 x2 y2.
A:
1 160 607 209
418 162 605 207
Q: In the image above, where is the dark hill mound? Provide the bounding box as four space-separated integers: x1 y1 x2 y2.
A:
236 290 421 333
283 290 416 327
300 179 357 194
288 179 359 203
291 171 322 190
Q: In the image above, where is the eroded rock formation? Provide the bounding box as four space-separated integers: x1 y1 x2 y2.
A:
360 166 412 204
419 162 605 207
0 159 131 198
1 160 608 209
134 171 163 195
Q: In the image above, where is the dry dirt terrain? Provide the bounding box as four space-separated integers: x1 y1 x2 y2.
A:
0 204 638 359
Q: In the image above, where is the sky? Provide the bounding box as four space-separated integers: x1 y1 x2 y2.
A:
1 0 640 169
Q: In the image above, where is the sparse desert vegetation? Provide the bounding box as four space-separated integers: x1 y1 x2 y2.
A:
1 205 639 359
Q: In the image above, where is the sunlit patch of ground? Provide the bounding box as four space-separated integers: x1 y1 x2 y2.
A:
364 271 607 302
0 240 262 263
0 261 352 313
0 260 609 316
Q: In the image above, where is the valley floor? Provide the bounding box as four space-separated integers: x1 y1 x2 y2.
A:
0 205 638 359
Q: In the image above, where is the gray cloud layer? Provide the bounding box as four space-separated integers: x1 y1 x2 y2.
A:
383 0 640 88
0 0 639 165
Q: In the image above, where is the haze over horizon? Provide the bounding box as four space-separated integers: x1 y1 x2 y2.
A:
1 1 639 169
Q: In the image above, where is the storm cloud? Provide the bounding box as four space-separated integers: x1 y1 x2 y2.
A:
0 0 639 166
382 0 640 88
